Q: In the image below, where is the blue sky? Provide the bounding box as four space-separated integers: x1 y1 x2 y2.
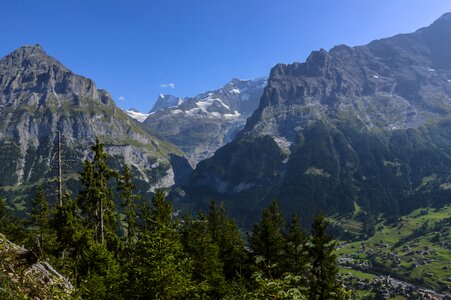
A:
1 1 451 112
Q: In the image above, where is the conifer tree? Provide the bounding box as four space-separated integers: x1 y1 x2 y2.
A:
131 190 195 299
181 213 226 297
118 164 139 252
51 194 83 268
0 198 27 243
308 212 345 300
249 201 286 277
77 138 120 251
207 200 248 280
283 213 308 275
29 185 50 247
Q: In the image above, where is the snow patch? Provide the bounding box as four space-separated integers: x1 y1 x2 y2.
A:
194 96 231 112
124 110 150 122
224 111 241 118
427 67 435 72
373 75 379 79
230 88 240 94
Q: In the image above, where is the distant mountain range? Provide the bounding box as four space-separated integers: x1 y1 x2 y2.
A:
180 13 451 228
2 14 451 230
0 45 191 212
126 77 267 166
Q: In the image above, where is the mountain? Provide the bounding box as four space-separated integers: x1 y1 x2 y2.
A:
0 45 190 212
143 77 267 165
180 13 451 228
150 94 185 113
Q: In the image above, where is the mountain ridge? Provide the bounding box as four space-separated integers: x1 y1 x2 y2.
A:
0 45 190 210
180 13 451 228
143 77 267 165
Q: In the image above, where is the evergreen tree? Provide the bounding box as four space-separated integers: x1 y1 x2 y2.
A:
308 212 345 300
207 200 248 280
131 190 195 299
118 165 139 252
77 138 120 252
29 185 50 247
249 201 286 277
181 213 226 298
283 213 308 275
0 198 27 243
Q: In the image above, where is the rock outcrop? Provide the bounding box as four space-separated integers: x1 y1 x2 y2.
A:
0 233 73 299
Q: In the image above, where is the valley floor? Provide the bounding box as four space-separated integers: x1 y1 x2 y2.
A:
335 206 451 298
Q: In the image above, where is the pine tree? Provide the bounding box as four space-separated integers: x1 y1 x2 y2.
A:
131 190 195 299
207 200 248 280
0 198 27 243
181 213 226 297
29 185 50 247
77 138 120 251
308 212 345 300
118 164 139 252
51 193 84 271
249 201 286 277
283 213 308 275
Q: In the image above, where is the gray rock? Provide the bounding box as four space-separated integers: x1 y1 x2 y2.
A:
0 45 187 205
144 77 267 166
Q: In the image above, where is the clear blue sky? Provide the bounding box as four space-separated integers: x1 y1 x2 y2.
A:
1 1 451 112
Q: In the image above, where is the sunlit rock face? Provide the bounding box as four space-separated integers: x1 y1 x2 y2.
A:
181 14 451 228
0 45 191 209
144 77 267 166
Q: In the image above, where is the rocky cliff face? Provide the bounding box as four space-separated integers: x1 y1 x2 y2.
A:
182 14 451 227
143 77 267 166
0 45 190 210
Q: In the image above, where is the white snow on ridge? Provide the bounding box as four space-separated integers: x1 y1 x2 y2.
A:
193 96 231 112
224 111 241 118
427 67 435 72
124 110 150 122
230 88 240 94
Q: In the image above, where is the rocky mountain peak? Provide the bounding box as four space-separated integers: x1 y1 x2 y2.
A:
241 13 451 142
149 94 184 113
0 45 188 199
0 45 106 106
434 12 451 24
1 44 68 72
182 13 451 229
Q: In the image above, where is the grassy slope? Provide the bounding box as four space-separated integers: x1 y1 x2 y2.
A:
336 206 451 293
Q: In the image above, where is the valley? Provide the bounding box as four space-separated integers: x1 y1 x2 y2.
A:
0 6 451 299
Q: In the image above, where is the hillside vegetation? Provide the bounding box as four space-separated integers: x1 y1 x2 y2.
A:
335 206 451 297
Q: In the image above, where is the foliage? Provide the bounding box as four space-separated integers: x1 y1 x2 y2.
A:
308 212 345 299
245 272 308 300
0 138 348 299
249 201 286 277
128 190 196 299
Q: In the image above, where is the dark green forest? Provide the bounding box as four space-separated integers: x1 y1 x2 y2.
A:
0 139 348 299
